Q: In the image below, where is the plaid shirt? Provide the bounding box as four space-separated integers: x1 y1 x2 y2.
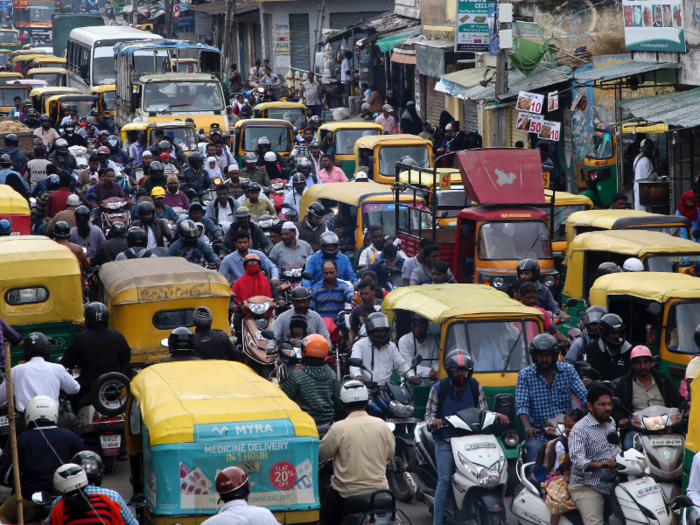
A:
515 362 587 438
46 484 139 525
424 381 488 427
569 413 619 494
309 279 354 320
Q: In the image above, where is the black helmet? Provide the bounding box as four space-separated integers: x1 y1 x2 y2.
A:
291 286 312 301
178 219 198 243
516 259 540 282
307 202 324 219
74 205 91 223
694 324 700 350
598 313 625 349
137 200 156 224
53 220 71 240
71 451 103 487
292 173 306 185
247 181 261 193
127 227 148 248
443 348 474 388
168 327 195 352
84 302 109 328
23 332 51 360
309 115 322 127
529 333 559 360
189 151 204 169
4 133 17 147
597 262 622 277
296 158 311 172
365 312 390 346
319 231 339 258
0 154 11 167
109 221 126 239
240 105 252 118
583 305 607 331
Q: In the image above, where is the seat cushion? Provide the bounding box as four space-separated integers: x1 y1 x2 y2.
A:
341 492 394 515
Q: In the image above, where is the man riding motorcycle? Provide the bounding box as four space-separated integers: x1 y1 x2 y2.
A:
134 200 173 248
160 327 201 363
221 205 272 253
48 138 78 176
265 286 331 352
296 201 328 252
564 305 608 368
188 202 223 243
516 258 569 320
166 219 220 267
283 171 308 217
302 231 357 287
115 226 157 260
107 135 133 180
581 313 632 381
192 306 238 361
181 151 212 200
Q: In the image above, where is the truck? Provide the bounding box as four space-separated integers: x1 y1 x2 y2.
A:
51 13 103 57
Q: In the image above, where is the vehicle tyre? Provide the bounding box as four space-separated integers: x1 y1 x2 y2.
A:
505 458 518 497
103 456 115 475
90 372 130 416
387 448 413 503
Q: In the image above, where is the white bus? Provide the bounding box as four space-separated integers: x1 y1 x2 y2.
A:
66 26 162 93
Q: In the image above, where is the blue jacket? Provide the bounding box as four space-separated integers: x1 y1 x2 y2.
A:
302 251 357 287
676 209 700 242
167 238 219 264
0 146 28 172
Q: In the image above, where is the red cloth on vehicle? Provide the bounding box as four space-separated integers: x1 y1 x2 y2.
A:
231 271 271 302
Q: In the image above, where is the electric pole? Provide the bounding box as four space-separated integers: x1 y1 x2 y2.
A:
164 0 172 37
222 0 233 72
493 0 508 147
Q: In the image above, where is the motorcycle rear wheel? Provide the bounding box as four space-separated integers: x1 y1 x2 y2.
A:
387 448 413 503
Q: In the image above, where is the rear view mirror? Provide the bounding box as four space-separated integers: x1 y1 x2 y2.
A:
345 357 366 370
301 271 314 280
160 338 168 348
565 298 578 307
128 494 147 509
647 302 662 315
428 322 441 336
440 211 449 219
261 330 275 339
411 355 423 367
32 492 51 505
606 431 620 445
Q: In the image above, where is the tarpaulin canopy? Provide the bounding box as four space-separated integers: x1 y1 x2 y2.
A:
376 26 422 52
616 88 700 129
509 37 557 76
455 148 545 205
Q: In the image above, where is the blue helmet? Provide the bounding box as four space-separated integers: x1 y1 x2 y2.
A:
47 174 60 188
0 219 11 236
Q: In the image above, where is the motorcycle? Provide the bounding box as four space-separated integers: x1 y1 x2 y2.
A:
264 335 302 387
511 431 673 525
255 82 274 104
255 213 280 237
269 178 286 212
69 145 88 178
99 197 130 234
346 355 423 503
233 295 277 378
336 489 410 525
280 261 306 290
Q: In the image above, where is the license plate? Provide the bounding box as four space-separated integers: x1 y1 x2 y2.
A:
0 416 8 427
100 435 121 449
650 438 683 447
385 418 416 424
637 484 662 497
465 442 498 449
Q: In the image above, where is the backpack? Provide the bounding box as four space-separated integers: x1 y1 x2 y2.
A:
8 152 21 174
436 376 481 415
534 435 568 481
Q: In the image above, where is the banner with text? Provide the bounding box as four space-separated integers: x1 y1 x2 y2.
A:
456 0 495 52
622 0 685 51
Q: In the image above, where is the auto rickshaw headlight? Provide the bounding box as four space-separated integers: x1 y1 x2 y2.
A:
492 277 504 289
544 275 556 288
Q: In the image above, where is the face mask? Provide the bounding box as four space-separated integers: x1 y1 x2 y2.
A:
245 264 259 276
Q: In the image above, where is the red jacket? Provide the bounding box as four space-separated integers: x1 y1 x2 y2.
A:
45 187 72 218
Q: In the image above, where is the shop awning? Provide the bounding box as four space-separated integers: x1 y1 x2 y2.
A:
617 88 700 129
318 12 416 46
391 50 416 64
375 26 422 52
188 0 258 14
573 60 681 83
435 67 493 98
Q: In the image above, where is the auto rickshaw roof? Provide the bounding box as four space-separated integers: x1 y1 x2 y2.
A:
566 230 700 257
319 122 384 133
130 361 318 445
90 85 116 94
458 205 548 221
0 72 21 78
382 284 545 324
354 134 432 150
27 67 68 75
455 148 545 206
45 94 99 104
5 79 47 87
398 168 462 189
566 209 691 230
121 120 195 132
299 181 423 211
30 86 79 96
253 101 308 112
0 237 80 278
234 118 293 130
544 189 593 207
621 122 669 134
11 53 50 63
33 57 65 64
0 185 30 214
0 30 18 34
99 257 231 306
589 272 700 304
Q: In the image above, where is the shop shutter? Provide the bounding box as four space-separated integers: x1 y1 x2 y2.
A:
290 13 311 71
264 13 273 68
254 23 263 66
463 99 478 133
509 106 529 147
424 76 444 127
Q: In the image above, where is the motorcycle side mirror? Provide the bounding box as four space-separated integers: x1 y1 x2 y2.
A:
647 302 662 315
653 354 661 364
345 357 367 370
574 360 591 373
261 330 275 339
301 271 314 280
32 492 51 505
128 494 147 509
565 298 578 307
440 211 449 219
160 338 169 348
411 355 423 368
611 396 623 407
671 496 694 509
280 203 290 208
606 431 620 445
428 322 441 336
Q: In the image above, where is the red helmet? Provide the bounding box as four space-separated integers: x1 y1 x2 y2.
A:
215 466 249 497
243 253 261 266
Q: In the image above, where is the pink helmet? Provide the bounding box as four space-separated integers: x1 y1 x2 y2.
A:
630 345 653 361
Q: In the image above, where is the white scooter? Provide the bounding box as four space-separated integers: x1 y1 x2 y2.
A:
510 431 673 525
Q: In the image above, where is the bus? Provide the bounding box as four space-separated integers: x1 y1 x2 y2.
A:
65 26 160 92
12 0 59 41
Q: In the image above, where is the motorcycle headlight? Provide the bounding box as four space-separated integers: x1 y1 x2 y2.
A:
291 268 302 277
248 302 269 315
492 276 504 288
389 400 414 417
643 415 667 431
544 275 556 288
257 87 266 93
259 220 272 228
478 468 501 488
503 430 519 447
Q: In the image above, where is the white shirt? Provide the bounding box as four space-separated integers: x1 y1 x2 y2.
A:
686 450 700 515
283 188 304 215
349 337 414 385
358 244 379 267
309 154 321 175
217 201 235 223
201 499 278 525
0 357 80 411
397 333 440 384
341 59 351 83
146 225 157 249
633 154 653 211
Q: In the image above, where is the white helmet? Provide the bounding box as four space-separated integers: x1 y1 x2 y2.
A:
55 138 68 148
340 380 369 404
258 136 271 146
354 171 368 181
25 395 58 428
53 463 88 494
623 257 644 272
264 151 277 162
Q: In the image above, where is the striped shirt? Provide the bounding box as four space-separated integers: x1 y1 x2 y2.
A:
310 279 354 320
51 492 119 525
47 484 138 525
281 365 344 425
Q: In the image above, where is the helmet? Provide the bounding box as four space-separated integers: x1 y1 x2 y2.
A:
74 205 91 222
215 466 249 498
158 140 170 151
192 306 213 327
107 135 118 148
296 157 312 171
443 348 474 387
354 171 368 181
55 138 68 148
245 152 257 163
292 173 306 185
529 333 559 360
235 206 250 218
597 262 622 277
4 133 16 146
47 174 60 188
301 334 329 359
240 105 253 118
623 258 644 272
630 345 653 361
319 231 339 258
109 221 126 238
0 219 11 236
340 380 369 403
53 463 88 495
0 154 10 168
243 253 260 266
365 312 390 346
149 161 163 173
517 259 540 282
583 305 607 330
264 151 277 162
137 200 156 224
26 108 36 116
25 395 58 428
257 136 271 147
307 202 324 218
400 155 418 167
598 313 625 349
289 314 308 331
309 115 322 127
188 151 204 168
168 327 195 352
84 302 109 328
53 220 71 240
126 227 148 248
66 194 80 207
71 451 103 487
291 286 312 301
247 181 261 193
40 114 51 122
309 140 321 149
23 332 51 360
178 219 198 243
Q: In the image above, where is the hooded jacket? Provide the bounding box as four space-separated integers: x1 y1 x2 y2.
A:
280 364 344 426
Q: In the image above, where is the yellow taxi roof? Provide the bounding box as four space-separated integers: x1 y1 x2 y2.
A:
253 101 307 111
590 272 700 305
99 258 231 306
299 181 421 209
90 85 115 94
33 57 65 64
398 168 461 188
382 284 545 324
566 230 700 258
130 361 318 446
566 209 671 229
120 120 194 132
27 67 67 75
0 72 21 78
318 122 384 132
355 134 432 150
0 237 80 279
544 190 593 207
0 185 29 215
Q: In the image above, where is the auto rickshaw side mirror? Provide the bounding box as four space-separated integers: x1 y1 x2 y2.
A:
647 302 662 315
32 492 51 506
160 338 169 348
460 225 469 238
440 211 449 219
128 494 147 509
558 223 566 237
261 329 275 339
565 298 578 308
693 228 700 240
428 322 441 336
301 271 314 280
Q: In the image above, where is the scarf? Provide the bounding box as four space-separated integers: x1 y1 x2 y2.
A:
231 270 271 302
678 190 698 222
438 110 455 130
204 157 222 180
401 102 417 122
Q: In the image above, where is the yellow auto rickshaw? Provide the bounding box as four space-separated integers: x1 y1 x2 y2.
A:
11 53 49 76
120 121 198 155
298 181 427 258
0 30 19 50
318 122 383 178
538 190 593 256
26 67 67 87
30 86 79 113
172 58 199 73
0 49 12 69
90 85 116 117
233 118 294 166
398 167 463 227
564 209 692 247
125 361 320 525
0 185 30 235
0 84 30 113
253 101 308 130
46 93 99 125
98 258 231 365
354 134 434 184
32 56 66 69
0 237 85 364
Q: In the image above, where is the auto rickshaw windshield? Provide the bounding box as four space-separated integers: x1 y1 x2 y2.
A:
102 90 115 111
587 132 614 159
70 99 97 118
378 146 430 176
666 301 700 354
32 72 60 86
646 253 700 272
0 88 28 106
445 319 538 372
267 108 306 129
144 81 224 112
149 127 197 152
437 189 467 218
336 129 380 154
243 127 292 152
362 202 424 233
0 33 16 44
549 204 590 241
478 221 552 260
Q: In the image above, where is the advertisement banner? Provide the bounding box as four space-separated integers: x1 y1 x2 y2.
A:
456 0 495 52
538 120 561 141
516 113 544 133
547 91 559 112
622 0 686 51
516 91 544 114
